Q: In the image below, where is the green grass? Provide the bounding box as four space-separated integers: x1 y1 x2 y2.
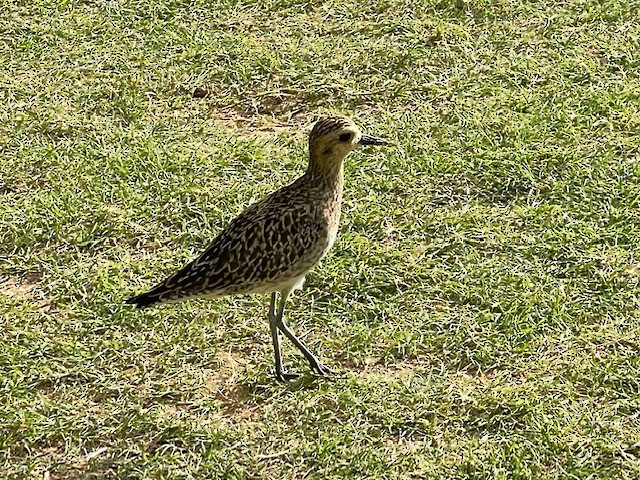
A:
1 0 640 478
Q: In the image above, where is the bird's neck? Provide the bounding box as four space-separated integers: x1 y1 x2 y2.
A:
305 154 345 195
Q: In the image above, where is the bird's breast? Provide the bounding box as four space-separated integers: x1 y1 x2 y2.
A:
317 188 343 256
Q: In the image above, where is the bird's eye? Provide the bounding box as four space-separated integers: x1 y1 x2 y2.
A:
339 133 352 142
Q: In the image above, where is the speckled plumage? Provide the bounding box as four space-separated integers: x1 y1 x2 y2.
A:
126 116 387 381
128 164 341 305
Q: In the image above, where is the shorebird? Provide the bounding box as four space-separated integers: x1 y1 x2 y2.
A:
126 116 388 381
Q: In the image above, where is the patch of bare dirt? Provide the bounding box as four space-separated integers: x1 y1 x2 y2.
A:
132 349 262 425
27 443 113 480
0 272 55 311
198 350 264 424
359 358 425 378
1 271 41 296
210 103 315 139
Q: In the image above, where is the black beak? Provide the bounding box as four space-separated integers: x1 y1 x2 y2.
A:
358 134 388 146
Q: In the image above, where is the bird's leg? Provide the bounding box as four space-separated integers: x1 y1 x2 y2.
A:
269 292 298 382
275 290 335 377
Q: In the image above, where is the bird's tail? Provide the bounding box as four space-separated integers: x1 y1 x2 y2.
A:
124 291 161 309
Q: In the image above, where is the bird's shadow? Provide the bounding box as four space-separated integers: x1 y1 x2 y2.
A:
283 371 347 391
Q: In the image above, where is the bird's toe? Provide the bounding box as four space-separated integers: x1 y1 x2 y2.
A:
275 371 300 382
310 362 337 377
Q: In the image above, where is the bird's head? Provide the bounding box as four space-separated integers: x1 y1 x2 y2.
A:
308 116 388 173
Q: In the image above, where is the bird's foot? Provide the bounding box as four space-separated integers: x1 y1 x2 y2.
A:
310 361 337 377
275 370 300 382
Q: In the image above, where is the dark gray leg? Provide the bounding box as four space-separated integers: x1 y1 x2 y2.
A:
275 289 335 377
269 292 298 382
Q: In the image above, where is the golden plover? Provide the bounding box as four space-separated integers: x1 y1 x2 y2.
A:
126 116 388 381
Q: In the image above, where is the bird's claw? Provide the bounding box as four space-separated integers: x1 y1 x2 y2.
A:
310 362 337 377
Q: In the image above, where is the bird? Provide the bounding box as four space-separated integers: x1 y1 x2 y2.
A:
126 116 388 381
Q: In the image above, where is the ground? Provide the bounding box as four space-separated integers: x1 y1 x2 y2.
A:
1 0 639 478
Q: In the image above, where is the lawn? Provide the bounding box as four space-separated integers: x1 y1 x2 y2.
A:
1 0 639 478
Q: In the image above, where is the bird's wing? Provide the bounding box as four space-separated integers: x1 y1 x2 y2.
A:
127 198 325 307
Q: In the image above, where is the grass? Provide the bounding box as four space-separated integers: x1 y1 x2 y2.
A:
1 0 640 478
